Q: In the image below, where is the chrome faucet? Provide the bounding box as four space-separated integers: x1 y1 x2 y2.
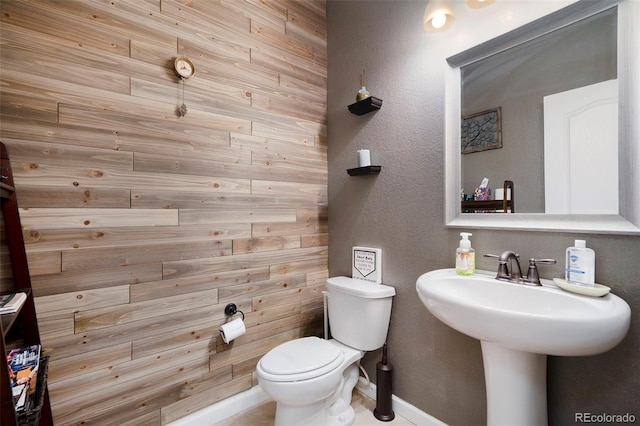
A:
484 251 556 286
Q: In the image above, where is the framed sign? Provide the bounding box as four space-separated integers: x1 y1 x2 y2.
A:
352 246 382 283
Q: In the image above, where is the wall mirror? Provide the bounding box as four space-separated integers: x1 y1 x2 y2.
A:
444 0 640 234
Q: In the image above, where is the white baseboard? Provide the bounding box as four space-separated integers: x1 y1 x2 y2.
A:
167 385 270 426
167 384 447 426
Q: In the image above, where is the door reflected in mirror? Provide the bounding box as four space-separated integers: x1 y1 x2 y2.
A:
460 8 616 214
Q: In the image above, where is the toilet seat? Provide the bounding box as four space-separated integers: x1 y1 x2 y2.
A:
258 337 344 382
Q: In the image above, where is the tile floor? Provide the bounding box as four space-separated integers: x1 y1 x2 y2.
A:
213 391 415 425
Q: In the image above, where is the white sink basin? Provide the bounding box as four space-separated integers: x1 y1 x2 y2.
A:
416 268 630 356
416 268 631 425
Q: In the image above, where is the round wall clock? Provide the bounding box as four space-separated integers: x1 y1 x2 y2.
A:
174 56 195 79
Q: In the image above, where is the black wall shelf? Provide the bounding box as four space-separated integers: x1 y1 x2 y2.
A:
347 165 382 176
348 97 382 115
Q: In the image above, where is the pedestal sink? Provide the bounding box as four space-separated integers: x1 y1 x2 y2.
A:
416 268 631 426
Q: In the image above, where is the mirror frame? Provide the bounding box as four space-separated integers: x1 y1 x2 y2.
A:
444 0 640 234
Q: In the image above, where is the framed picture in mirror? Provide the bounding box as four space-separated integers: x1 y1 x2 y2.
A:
461 107 502 154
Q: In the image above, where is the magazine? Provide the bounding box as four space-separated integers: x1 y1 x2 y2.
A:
7 344 41 412
0 292 27 314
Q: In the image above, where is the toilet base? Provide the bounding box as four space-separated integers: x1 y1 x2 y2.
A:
272 362 360 426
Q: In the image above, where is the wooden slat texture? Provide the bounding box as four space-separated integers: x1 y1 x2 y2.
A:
0 0 327 424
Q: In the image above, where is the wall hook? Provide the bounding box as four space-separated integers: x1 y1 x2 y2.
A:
224 303 244 320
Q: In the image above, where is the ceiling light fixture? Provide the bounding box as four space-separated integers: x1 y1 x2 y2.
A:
424 0 455 32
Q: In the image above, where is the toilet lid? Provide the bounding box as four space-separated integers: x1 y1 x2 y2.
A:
259 337 343 380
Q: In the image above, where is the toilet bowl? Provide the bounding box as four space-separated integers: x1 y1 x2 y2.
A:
257 337 363 425
256 277 395 426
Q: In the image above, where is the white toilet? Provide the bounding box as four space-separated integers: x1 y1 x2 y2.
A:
256 276 395 426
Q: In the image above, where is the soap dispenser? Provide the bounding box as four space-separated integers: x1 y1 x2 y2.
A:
456 232 475 276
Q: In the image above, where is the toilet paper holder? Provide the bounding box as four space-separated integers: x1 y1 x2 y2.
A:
224 303 244 320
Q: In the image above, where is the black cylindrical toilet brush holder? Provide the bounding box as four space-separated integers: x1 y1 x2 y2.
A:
373 343 395 421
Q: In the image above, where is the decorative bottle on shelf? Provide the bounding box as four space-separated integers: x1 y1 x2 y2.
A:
356 86 371 101
356 69 371 101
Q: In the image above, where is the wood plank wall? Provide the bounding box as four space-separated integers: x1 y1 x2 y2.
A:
0 0 327 423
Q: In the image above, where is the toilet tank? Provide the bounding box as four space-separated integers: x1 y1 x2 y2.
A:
326 276 396 351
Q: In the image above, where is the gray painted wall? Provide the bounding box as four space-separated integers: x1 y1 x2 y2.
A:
327 2 639 425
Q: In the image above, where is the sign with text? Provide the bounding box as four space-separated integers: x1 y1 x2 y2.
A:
352 246 382 283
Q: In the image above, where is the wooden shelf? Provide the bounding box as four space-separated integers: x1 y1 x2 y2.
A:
1 142 54 425
347 165 382 176
462 199 512 212
461 180 515 213
348 96 382 115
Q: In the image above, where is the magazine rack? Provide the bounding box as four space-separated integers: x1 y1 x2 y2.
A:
1 142 53 425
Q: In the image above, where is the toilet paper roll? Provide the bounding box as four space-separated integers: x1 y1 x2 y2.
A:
495 188 511 200
358 149 371 167
220 317 246 344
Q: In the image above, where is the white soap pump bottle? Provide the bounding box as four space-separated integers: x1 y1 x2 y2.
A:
456 232 475 276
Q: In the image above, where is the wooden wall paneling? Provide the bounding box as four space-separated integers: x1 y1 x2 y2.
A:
23 225 249 253
49 340 213 404
12 163 250 194
34 285 131 316
252 217 327 238
16 185 132 208
0 92 59 123
130 317 222 360
31 263 162 297
47 341 133 385
0 1 131 57
133 150 252 178
285 0 328 41
159 0 253 48
160 374 252 425
73 288 219 332
250 47 327 88
232 235 301 254
251 179 327 201
130 76 253 112
36 312 75 341
1 140 133 171
217 273 307 304
60 240 232 271
58 101 252 136
163 246 327 280
43 303 225 362
301 232 329 247
0 121 230 156
54 352 221 425
178 207 296 225
131 190 318 209
130 266 269 302
24 250 62 276
19 207 178 229
0 0 327 423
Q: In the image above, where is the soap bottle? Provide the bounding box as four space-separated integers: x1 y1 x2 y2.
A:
565 239 595 287
456 232 475 276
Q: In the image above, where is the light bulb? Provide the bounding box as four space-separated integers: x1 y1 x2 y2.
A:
431 13 447 29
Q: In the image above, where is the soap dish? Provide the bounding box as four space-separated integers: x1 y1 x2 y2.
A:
553 278 611 297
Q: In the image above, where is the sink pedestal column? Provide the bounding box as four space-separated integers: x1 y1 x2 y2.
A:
481 342 547 426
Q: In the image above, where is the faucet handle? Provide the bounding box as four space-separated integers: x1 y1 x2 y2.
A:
524 258 557 285
532 258 556 265
483 253 509 279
